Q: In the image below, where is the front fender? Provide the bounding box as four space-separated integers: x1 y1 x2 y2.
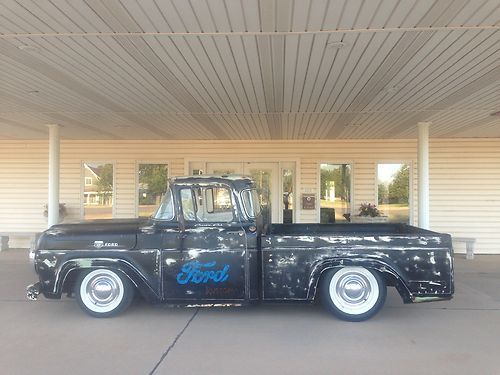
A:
307 256 413 303
53 258 161 303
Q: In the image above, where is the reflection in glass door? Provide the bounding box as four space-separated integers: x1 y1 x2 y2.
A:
243 163 279 224
202 162 280 223
206 162 243 176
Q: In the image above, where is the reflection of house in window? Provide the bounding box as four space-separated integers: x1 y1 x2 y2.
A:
83 163 113 206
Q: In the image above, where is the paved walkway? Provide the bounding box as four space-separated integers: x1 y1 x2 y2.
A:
1 250 499 375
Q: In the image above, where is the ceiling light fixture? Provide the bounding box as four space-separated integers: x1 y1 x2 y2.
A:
18 44 37 51
326 41 347 49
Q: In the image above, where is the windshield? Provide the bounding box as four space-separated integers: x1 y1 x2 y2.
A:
241 189 262 218
153 188 174 220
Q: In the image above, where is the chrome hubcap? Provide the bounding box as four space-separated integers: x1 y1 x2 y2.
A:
80 269 125 313
88 276 119 306
336 274 371 305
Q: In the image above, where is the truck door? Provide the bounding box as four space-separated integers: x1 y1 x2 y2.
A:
163 184 247 301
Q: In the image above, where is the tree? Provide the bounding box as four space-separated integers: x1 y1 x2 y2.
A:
320 165 351 201
378 183 388 204
388 164 409 204
95 164 114 205
138 164 169 205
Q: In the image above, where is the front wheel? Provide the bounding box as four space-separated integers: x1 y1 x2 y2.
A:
320 266 386 322
76 269 134 318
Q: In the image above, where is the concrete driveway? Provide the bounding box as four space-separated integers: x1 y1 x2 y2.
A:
1 249 499 375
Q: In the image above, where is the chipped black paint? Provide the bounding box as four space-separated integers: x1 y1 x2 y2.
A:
28 176 454 313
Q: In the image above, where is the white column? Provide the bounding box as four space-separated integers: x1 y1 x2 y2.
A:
47 124 60 228
417 122 430 229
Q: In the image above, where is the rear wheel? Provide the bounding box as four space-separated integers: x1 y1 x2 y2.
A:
320 266 386 322
76 269 134 318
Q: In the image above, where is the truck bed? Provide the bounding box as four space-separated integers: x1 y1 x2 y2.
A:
261 223 454 302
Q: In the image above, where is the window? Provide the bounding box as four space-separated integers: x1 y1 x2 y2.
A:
153 188 174 221
282 165 294 223
242 189 262 218
85 177 93 186
320 163 352 223
377 163 410 223
83 162 114 220
180 186 234 223
138 163 168 218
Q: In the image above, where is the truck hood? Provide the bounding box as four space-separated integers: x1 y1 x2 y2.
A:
38 219 149 251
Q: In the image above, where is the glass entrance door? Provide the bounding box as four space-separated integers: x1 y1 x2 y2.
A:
204 162 280 223
243 163 279 224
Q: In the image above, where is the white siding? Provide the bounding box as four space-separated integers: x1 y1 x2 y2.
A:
0 139 498 254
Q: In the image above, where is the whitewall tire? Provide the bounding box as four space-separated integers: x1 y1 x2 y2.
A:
320 266 386 322
76 269 134 318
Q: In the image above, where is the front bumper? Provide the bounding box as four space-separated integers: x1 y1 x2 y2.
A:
26 282 41 301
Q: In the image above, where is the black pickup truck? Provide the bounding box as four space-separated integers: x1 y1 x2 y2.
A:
27 175 454 321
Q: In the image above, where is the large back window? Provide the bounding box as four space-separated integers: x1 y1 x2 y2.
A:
241 189 261 218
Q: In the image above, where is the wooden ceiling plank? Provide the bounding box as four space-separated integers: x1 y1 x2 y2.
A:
199 36 245 112
335 33 388 113
162 36 231 113
401 50 498 112
370 0 400 29
170 0 203 33
144 36 219 112
114 36 204 113
370 30 471 111
282 35 299 112
153 0 187 32
242 36 266 112
454 0 499 26
290 35 315 112
228 37 260 112
325 33 375 112
314 33 360 112
182 36 236 112
240 0 261 32
213 36 252 112
84 36 180 112
52 0 113 32
119 0 158 33
298 33 329 112
26 0 83 33
321 0 347 30
354 0 384 29
337 0 363 30
34 36 164 113
223 0 247 32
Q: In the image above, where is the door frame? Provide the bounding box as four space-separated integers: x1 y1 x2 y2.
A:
185 159 301 223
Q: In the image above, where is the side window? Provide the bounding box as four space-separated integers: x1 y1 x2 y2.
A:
195 186 234 222
180 188 196 221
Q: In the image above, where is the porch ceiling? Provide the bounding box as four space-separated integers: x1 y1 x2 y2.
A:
0 0 499 140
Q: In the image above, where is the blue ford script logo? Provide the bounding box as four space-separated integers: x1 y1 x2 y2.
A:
176 261 230 285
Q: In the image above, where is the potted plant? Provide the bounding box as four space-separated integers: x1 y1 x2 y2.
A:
351 203 388 223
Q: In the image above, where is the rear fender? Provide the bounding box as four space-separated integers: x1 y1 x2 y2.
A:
55 258 161 303
308 257 413 303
